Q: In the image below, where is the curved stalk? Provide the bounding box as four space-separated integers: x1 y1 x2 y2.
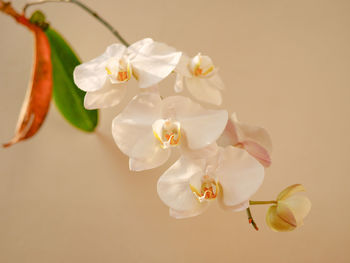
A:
23 0 130 46
246 208 259 231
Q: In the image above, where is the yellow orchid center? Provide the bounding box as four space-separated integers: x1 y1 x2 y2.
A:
105 57 131 82
190 175 219 203
152 119 181 149
190 53 214 77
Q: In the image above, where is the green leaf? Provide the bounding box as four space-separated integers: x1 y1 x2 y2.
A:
45 27 98 132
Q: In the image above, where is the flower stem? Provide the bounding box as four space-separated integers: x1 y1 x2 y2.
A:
249 200 277 205
23 0 130 46
246 207 259 231
0 1 29 25
0 1 21 19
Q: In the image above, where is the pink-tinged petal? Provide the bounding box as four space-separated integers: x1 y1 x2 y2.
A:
84 80 126 109
219 116 240 146
74 43 126 92
185 76 222 105
216 123 237 148
222 113 272 165
241 140 272 167
276 201 297 227
162 96 228 150
266 206 296 232
277 184 306 200
157 157 206 212
279 195 311 226
112 93 162 160
231 113 272 154
216 146 264 207
169 204 209 219
129 147 171 171
130 40 182 89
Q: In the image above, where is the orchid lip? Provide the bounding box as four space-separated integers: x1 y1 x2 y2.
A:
190 175 219 203
189 53 215 78
105 57 132 82
152 119 181 149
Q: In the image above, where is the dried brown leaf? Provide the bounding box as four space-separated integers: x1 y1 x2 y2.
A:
3 14 52 147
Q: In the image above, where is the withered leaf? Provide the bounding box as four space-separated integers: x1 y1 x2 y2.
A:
3 16 52 147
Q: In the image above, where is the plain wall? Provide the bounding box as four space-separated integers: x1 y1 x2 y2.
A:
1 0 350 262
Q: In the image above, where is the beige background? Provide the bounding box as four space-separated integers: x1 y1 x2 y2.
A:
1 0 350 262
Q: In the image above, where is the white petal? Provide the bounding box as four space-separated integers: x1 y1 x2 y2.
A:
217 195 249 212
127 38 154 54
216 146 264 207
230 200 250 211
181 141 219 160
130 41 182 88
162 96 228 150
157 157 206 212
112 93 162 160
169 204 209 219
84 80 126 109
208 73 225 90
174 74 184 93
185 76 223 105
142 85 160 95
174 54 192 77
104 43 128 57
74 44 126 92
129 147 171 171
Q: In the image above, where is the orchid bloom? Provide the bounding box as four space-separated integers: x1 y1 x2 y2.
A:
266 184 311 232
73 38 182 109
174 53 225 105
157 145 264 219
218 113 272 167
112 92 228 171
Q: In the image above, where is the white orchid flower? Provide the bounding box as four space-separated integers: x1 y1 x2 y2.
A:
218 113 272 167
112 92 228 171
174 53 225 105
157 145 264 219
73 38 182 109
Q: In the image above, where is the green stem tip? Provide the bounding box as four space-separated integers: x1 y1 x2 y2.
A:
249 200 277 205
23 0 130 46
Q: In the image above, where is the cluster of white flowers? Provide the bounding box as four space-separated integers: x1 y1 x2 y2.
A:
73 38 273 219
